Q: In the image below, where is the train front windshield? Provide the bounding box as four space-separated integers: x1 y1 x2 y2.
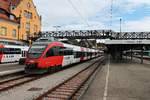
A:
28 46 46 58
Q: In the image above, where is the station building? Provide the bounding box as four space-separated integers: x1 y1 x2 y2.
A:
0 0 41 44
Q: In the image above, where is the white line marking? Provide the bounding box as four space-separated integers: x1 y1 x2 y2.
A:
103 56 110 100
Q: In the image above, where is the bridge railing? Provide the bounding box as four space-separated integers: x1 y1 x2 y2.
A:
40 30 112 39
111 32 150 39
34 30 150 40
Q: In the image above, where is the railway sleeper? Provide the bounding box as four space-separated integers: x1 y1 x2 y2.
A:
51 91 72 96
46 94 69 99
56 89 76 92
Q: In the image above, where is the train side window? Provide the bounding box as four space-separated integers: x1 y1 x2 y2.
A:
3 48 10 54
23 51 25 57
59 47 65 56
54 47 59 56
63 48 73 55
46 48 55 57
21 51 22 56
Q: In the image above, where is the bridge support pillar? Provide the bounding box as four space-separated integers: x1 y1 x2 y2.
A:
141 45 143 64
126 51 128 61
110 45 123 62
131 48 133 62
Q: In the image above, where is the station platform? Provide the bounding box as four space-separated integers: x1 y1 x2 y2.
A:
82 57 150 100
0 63 25 76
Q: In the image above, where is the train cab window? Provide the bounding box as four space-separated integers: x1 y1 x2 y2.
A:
46 48 54 57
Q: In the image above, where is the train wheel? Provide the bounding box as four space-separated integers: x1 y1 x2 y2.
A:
48 65 63 73
48 67 54 73
58 65 62 71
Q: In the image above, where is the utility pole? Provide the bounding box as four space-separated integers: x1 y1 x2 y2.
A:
53 26 61 31
110 0 113 29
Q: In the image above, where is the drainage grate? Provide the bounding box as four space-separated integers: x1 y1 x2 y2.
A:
28 87 43 91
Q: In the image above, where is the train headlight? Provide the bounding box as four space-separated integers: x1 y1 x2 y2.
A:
28 60 35 63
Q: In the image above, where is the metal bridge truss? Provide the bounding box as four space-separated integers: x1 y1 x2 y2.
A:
111 32 150 39
39 30 150 40
41 30 112 39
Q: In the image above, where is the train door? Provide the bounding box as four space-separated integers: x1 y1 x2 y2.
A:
62 47 73 67
43 46 63 68
73 47 81 63
2 48 10 62
80 47 84 61
73 50 81 63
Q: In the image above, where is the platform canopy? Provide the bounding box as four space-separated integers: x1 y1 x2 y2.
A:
105 40 150 44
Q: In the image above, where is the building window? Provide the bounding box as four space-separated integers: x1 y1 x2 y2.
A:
24 10 32 19
0 27 7 36
27 2 31 9
10 6 16 10
12 29 16 37
0 9 6 14
10 15 15 20
26 22 30 31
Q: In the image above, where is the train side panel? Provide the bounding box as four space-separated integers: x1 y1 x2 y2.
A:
0 44 4 63
25 40 102 74
0 45 28 63
62 43 74 67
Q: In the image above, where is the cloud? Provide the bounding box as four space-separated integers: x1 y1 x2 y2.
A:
123 17 150 32
42 21 106 31
33 0 150 32
33 0 109 30
127 0 150 6
113 0 150 14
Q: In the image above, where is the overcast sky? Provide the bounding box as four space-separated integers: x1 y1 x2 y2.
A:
33 0 150 32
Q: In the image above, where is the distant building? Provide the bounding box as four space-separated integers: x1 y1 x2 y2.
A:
0 0 41 43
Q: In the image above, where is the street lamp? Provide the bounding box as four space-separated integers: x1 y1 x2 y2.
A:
120 18 122 33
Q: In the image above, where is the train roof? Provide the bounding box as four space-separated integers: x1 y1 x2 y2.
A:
0 44 29 50
34 37 100 52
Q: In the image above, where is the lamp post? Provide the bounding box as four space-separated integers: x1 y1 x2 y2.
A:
120 18 122 33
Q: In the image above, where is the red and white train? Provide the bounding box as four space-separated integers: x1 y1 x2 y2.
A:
0 44 29 63
25 37 103 74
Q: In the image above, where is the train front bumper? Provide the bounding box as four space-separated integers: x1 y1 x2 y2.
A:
25 63 48 74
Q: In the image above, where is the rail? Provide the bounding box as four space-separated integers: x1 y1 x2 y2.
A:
35 57 105 100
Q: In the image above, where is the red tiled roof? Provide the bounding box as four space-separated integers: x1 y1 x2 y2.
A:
0 0 9 12
0 0 19 23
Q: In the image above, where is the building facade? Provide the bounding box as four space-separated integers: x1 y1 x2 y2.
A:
0 0 19 41
0 0 41 42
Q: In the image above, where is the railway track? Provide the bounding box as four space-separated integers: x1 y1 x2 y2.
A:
0 74 41 92
0 71 25 82
0 58 102 93
35 57 105 100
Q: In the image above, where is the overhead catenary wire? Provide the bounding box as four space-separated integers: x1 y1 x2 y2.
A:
77 0 89 23
110 0 113 30
67 0 90 27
